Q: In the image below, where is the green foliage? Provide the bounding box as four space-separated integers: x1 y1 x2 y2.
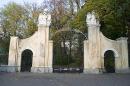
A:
69 8 87 32
25 18 37 37
70 0 130 39
53 31 84 67
0 2 40 64
0 2 41 39
0 2 26 37
0 43 9 65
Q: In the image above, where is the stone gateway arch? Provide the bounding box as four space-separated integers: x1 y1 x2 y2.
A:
84 12 129 73
8 13 53 73
7 12 129 73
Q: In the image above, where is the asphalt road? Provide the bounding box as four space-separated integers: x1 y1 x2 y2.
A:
0 72 130 86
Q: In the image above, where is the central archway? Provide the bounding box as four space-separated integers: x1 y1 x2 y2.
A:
21 49 33 72
52 30 86 73
104 50 115 73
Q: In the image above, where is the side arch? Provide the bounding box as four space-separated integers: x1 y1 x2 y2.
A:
21 49 33 72
102 49 119 58
103 50 115 73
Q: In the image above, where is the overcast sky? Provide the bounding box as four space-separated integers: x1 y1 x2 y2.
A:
0 0 44 8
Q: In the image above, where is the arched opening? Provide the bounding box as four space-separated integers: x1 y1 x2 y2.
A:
21 49 33 72
104 50 115 73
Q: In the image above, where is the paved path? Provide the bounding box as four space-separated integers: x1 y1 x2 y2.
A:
0 72 130 86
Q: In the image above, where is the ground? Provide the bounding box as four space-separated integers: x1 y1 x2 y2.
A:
0 73 130 86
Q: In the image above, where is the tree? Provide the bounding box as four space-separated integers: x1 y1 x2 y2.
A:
0 2 46 38
70 0 130 39
0 2 26 38
0 2 46 54
23 3 44 37
48 0 86 68
0 2 46 64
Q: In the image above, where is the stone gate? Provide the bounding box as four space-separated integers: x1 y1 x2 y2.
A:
8 13 53 73
84 12 129 73
6 12 129 74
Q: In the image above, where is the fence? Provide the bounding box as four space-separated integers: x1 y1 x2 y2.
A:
0 54 8 65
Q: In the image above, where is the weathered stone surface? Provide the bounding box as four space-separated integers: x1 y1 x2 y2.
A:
3 12 129 74
8 13 53 73
84 12 129 74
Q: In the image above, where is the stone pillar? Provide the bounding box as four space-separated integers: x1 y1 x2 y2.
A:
48 40 53 73
31 13 53 73
116 38 129 73
84 40 89 73
8 37 19 72
84 12 101 74
128 29 130 67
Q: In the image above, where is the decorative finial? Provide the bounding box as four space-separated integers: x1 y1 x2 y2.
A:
86 11 100 26
38 11 51 27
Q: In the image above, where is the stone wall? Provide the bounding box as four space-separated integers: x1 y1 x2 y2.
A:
7 13 53 73
84 12 129 74
2 12 129 74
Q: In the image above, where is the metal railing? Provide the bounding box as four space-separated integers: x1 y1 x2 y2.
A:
0 54 8 65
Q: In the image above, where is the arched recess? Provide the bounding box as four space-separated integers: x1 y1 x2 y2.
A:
21 49 33 72
104 50 115 73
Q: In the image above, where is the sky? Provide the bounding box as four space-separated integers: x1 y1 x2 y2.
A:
0 0 44 8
